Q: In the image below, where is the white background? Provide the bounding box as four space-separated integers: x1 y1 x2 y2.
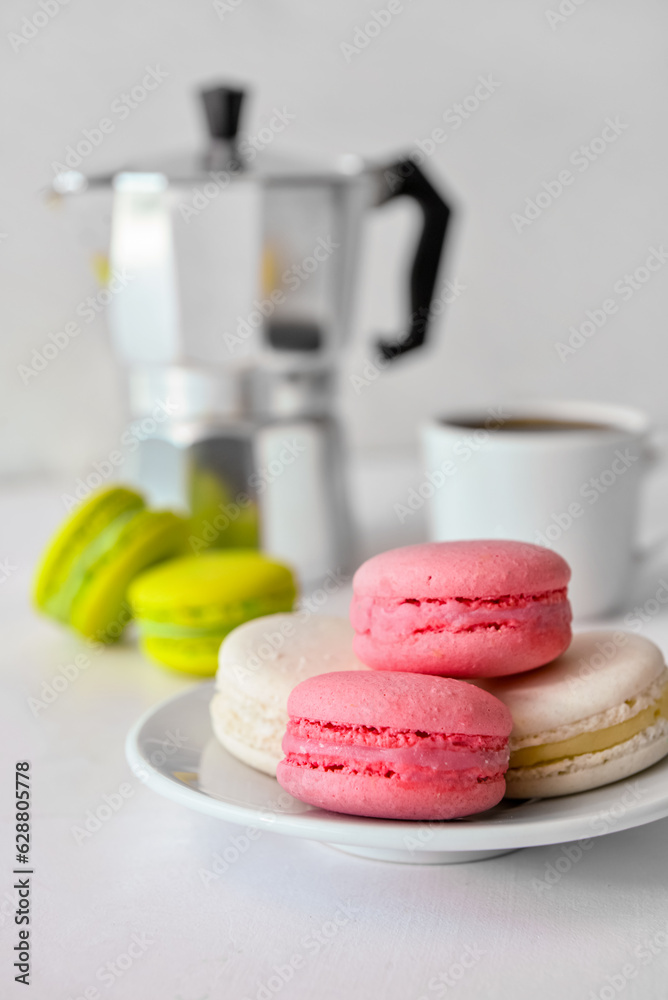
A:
2 0 668 476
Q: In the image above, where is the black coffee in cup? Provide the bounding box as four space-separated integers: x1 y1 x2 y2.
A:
444 416 615 433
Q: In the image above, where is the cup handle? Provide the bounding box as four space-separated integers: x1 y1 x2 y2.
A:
635 426 668 565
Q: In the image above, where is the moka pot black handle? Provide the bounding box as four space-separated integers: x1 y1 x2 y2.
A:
375 158 452 361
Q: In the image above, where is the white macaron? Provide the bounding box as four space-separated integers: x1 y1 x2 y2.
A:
483 630 668 798
210 613 368 776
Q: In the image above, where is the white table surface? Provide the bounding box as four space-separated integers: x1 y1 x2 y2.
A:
2 457 668 1000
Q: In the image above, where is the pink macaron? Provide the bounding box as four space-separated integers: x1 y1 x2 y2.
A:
276 671 513 820
350 540 572 678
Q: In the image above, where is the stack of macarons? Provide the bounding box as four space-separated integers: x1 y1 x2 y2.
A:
35 491 668 820
211 539 668 821
34 485 297 674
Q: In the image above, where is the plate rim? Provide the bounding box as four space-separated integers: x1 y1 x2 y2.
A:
125 682 668 853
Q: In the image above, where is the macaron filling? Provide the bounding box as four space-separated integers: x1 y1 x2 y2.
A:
510 681 668 769
353 587 569 638
282 720 509 783
402 589 567 611
132 593 295 629
136 620 237 639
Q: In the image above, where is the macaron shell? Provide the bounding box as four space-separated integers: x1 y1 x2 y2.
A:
286 670 513 736
217 615 367 702
139 633 229 676
210 693 278 776
352 540 571 599
276 762 506 820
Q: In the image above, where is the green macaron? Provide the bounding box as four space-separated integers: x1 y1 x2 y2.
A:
128 550 298 676
33 486 187 643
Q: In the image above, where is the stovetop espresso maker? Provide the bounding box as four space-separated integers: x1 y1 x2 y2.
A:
52 84 452 581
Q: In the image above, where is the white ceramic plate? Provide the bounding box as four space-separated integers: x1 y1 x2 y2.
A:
126 682 668 864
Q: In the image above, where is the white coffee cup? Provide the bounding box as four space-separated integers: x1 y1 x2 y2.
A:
420 400 654 619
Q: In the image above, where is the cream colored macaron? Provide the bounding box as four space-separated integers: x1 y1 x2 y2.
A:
483 631 668 798
210 613 368 776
